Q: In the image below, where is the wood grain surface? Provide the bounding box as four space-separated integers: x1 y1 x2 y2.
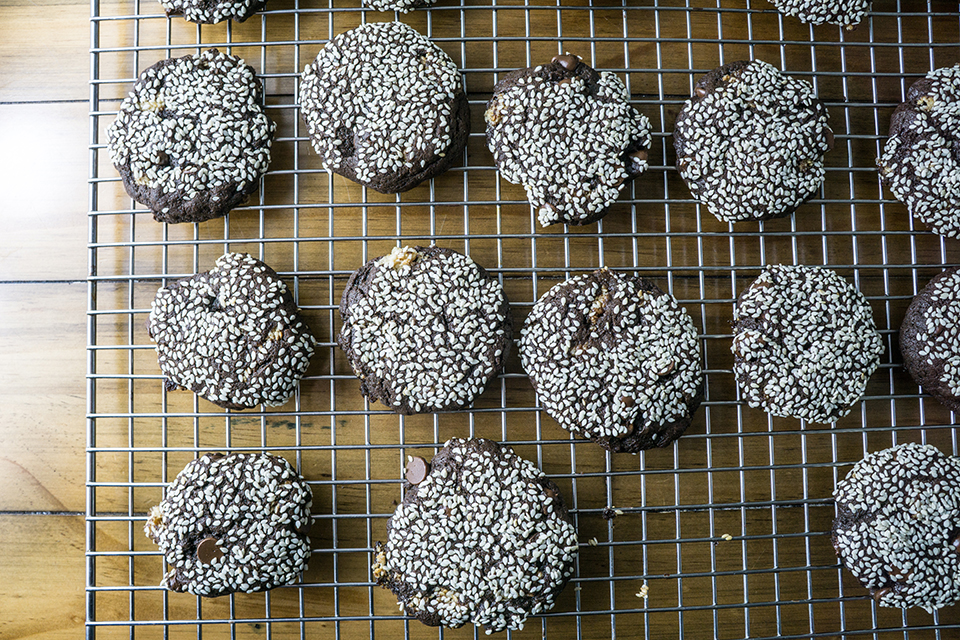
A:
6 0 960 638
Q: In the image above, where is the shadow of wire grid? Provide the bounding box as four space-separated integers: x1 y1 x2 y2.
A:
87 0 960 638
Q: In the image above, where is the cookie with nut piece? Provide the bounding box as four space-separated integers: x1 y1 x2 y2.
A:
338 246 512 414
147 253 317 410
520 268 704 452
878 65 960 239
144 452 313 597
673 60 833 222
108 49 275 224
832 443 960 611
485 54 652 227
373 438 578 633
299 22 469 193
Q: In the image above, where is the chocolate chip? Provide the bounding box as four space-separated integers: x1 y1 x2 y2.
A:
621 396 635 407
405 456 430 484
294 517 312 535
154 150 170 166
951 535 960 552
551 54 580 71
657 361 676 377
824 127 835 151
196 537 224 564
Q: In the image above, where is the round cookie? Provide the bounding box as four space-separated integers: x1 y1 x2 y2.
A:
878 65 960 239
298 22 469 194
832 443 960 611
147 253 317 410
899 266 960 412
108 49 275 224
520 269 704 453
485 54 652 227
338 246 512 415
159 0 264 24
373 438 578 633
673 60 833 223
768 0 871 28
731 264 883 422
145 452 313 597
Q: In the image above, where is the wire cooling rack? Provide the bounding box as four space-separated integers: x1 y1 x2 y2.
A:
88 1 960 638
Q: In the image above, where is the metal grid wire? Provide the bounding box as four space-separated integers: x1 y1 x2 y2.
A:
88 1 960 638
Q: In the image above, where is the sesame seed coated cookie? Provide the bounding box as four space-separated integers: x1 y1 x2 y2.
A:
298 22 469 193
145 452 313 597
373 438 578 633
674 60 833 223
878 65 960 239
147 253 317 410
159 0 265 24
900 266 960 412
832 443 960 611
485 54 652 227
768 0 871 28
363 0 435 12
520 268 704 452
338 246 512 415
731 264 883 422
108 49 275 224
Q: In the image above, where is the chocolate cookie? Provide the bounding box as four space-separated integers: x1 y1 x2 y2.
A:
485 54 652 227
899 266 960 411
768 0 871 27
520 269 704 452
363 0 434 12
148 253 317 410
373 438 578 633
338 246 511 415
107 49 275 224
298 22 469 193
731 264 883 422
673 60 833 222
159 0 264 24
145 452 313 597
878 65 960 238
832 443 960 611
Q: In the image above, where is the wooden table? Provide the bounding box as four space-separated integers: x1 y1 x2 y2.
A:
5 0 960 638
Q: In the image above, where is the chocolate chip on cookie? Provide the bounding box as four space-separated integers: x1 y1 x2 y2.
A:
145 452 313 597
108 49 275 224
878 65 960 238
520 268 704 452
147 253 317 410
299 22 469 193
338 246 512 415
731 264 883 422
674 60 833 222
485 55 652 227
832 443 960 611
373 438 578 633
